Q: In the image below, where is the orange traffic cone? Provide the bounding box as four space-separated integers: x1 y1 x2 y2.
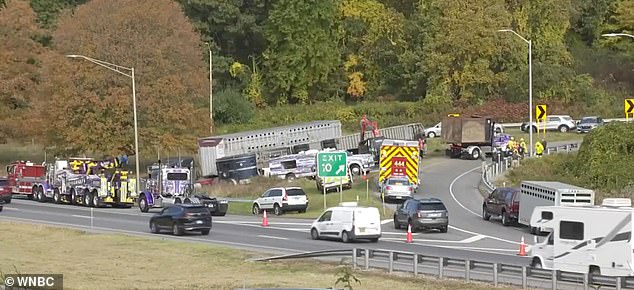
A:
261 210 269 227
518 236 526 256
406 224 413 243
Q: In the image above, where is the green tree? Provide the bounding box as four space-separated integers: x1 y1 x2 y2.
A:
419 0 514 103
29 0 88 28
44 0 209 155
263 0 341 103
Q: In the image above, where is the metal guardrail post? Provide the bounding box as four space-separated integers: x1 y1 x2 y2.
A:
493 263 498 286
465 260 471 282
352 248 357 269
583 273 589 290
364 249 369 270
388 251 394 274
551 270 557 290
522 266 527 289
616 277 622 290
439 257 444 279
413 254 418 277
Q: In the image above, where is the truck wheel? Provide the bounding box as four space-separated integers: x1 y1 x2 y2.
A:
84 190 92 207
311 228 320 240
427 132 436 138
482 206 491 221
285 173 296 181
53 189 61 204
70 189 77 205
184 198 191 204
92 191 101 208
139 195 149 213
174 198 181 204
350 164 361 176
501 211 510 226
341 231 351 243
471 148 481 160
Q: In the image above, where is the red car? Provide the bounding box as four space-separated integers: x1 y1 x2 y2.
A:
0 177 11 204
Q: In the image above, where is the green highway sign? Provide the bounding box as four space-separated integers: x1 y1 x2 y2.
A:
317 152 347 177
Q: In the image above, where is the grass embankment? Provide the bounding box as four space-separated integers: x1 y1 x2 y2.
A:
0 222 515 290
203 174 394 219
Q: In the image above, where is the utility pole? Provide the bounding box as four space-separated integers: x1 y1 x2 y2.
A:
206 42 214 135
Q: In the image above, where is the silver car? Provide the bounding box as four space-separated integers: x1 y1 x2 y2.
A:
381 177 416 200
576 116 604 133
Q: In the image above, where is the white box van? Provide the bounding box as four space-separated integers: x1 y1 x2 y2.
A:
310 202 381 243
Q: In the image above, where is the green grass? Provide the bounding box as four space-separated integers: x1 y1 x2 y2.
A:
0 221 511 290
503 128 583 144
214 174 393 219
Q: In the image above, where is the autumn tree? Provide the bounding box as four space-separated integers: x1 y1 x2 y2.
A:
0 0 49 142
263 0 341 104
419 0 514 104
43 0 208 155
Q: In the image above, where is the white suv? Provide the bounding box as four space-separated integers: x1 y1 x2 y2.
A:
522 115 576 133
252 187 308 216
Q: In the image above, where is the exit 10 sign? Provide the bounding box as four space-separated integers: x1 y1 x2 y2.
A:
317 152 347 178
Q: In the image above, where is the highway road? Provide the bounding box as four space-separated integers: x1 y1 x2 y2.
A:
0 156 531 266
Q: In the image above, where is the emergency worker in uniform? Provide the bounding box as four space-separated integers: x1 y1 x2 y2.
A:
535 140 544 157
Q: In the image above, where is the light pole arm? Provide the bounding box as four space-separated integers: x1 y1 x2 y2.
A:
498 29 530 44
66 55 133 78
602 33 634 39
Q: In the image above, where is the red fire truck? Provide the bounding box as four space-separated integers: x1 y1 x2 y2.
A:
6 161 46 199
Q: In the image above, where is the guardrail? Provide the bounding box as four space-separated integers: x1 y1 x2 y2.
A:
253 248 634 290
499 118 628 129
481 142 581 193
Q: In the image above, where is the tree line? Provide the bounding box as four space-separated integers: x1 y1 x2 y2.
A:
0 0 632 155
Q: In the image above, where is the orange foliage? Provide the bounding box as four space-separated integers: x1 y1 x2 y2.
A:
42 0 209 155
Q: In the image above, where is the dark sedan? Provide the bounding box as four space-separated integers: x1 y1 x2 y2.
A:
149 204 212 236
0 177 11 204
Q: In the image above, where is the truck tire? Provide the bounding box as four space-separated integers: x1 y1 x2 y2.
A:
471 148 481 160
139 195 149 213
172 223 184 236
84 190 91 207
350 164 361 176
92 190 101 208
482 206 491 221
53 189 61 204
427 132 436 138
558 125 569 133
174 198 181 204
70 189 77 205
501 210 510 226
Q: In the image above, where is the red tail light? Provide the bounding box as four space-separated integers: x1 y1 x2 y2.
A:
511 201 520 213
409 187 413 192
386 186 392 190
282 193 288 201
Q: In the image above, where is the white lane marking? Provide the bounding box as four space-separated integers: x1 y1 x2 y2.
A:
257 235 288 240
215 221 312 226
448 166 482 217
71 215 91 219
381 219 392 225
459 234 486 243
448 166 521 246
0 216 305 254
1 207 19 211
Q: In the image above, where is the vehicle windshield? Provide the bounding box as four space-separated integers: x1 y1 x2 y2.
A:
387 179 410 185
166 172 188 180
580 118 596 124
287 188 306 196
418 202 446 211
0 179 7 186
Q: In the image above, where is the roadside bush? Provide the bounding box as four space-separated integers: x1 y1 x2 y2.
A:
573 122 634 193
213 89 255 124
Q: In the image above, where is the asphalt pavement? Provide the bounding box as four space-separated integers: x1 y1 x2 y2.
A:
0 156 532 267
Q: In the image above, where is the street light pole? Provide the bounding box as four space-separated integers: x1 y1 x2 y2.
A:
498 29 534 157
66 54 141 195
205 42 214 134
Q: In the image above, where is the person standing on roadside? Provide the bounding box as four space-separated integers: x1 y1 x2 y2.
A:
535 140 544 157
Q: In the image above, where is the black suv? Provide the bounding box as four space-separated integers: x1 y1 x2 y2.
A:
482 187 520 226
393 198 448 232
149 204 212 236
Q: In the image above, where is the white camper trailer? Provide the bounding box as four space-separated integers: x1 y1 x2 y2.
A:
529 198 634 277
519 181 595 234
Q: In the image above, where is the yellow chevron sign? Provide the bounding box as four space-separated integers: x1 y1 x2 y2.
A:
379 144 419 185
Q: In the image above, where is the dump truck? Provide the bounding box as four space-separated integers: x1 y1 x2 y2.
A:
442 115 501 160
